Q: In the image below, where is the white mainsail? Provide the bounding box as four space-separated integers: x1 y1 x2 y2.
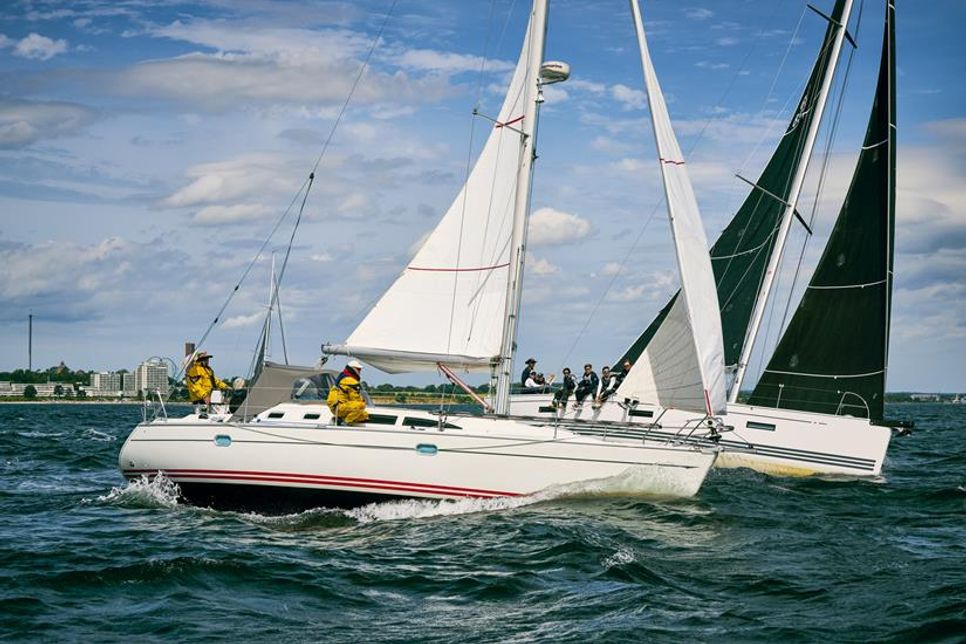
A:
324 9 542 374
617 0 726 415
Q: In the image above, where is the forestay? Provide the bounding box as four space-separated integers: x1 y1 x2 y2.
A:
325 12 540 373
617 0 726 415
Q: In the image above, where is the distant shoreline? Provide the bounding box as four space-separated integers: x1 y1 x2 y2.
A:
0 400 192 405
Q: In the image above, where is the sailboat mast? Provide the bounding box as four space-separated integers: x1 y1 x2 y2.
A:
265 253 276 360
493 0 550 415
882 0 896 391
729 0 855 402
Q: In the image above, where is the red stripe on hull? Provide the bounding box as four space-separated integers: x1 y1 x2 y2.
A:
123 468 520 498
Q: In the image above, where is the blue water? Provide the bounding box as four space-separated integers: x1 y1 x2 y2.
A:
1 403 963 641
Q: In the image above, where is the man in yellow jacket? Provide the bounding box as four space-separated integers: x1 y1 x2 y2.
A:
327 360 369 424
186 351 229 406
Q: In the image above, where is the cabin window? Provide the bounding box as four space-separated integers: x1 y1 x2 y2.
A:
629 409 654 418
367 414 398 425
290 374 336 401
303 413 321 420
267 412 285 419
746 421 776 432
402 417 461 430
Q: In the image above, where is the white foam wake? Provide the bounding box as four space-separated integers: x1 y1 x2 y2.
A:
98 472 180 508
345 466 695 524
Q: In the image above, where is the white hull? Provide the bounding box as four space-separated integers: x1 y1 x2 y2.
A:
118 402 717 512
510 395 892 477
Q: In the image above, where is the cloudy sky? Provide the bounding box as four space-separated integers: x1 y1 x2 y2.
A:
1 0 963 392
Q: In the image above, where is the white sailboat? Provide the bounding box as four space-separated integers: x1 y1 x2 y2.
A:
118 0 726 512
515 0 902 478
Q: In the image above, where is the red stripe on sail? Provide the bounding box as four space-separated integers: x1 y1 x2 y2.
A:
496 115 525 128
407 262 510 273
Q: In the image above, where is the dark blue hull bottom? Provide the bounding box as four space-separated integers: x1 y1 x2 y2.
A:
171 481 414 514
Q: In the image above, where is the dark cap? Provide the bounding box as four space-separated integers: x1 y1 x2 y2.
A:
525 358 536 364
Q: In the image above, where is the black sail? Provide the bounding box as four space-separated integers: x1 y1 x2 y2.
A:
748 2 895 420
616 0 847 373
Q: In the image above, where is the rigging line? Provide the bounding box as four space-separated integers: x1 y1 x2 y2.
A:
776 0 863 337
272 172 314 330
274 273 289 364
557 199 662 372
272 175 317 365
737 4 809 174
686 0 789 161
185 174 312 384
190 1 397 389
308 0 399 178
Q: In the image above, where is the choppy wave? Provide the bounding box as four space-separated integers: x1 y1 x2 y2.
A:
1 402 964 642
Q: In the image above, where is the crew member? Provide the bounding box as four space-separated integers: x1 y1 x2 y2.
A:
186 351 229 406
327 359 369 424
520 358 538 388
573 363 599 407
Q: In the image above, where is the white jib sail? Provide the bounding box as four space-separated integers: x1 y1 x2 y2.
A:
326 13 539 374
617 0 726 415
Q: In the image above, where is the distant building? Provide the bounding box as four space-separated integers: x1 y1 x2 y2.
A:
91 372 123 397
134 361 169 397
121 371 137 396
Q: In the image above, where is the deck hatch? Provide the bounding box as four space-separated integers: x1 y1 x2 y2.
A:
746 421 776 432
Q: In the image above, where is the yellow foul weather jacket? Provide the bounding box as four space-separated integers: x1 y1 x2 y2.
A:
327 375 369 424
186 361 228 403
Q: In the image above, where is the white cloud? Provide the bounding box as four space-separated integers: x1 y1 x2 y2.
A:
397 49 512 74
528 207 593 246
526 254 560 275
13 32 68 60
609 271 677 302
336 192 369 215
601 262 624 276
696 61 729 70
152 20 371 63
568 79 607 95
163 154 297 208
590 136 633 155
113 52 454 111
192 203 272 226
716 37 739 47
100 20 465 112
611 84 646 111
684 8 713 20
613 158 648 174
540 85 569 105
0 98 97 148
221 312 264 329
